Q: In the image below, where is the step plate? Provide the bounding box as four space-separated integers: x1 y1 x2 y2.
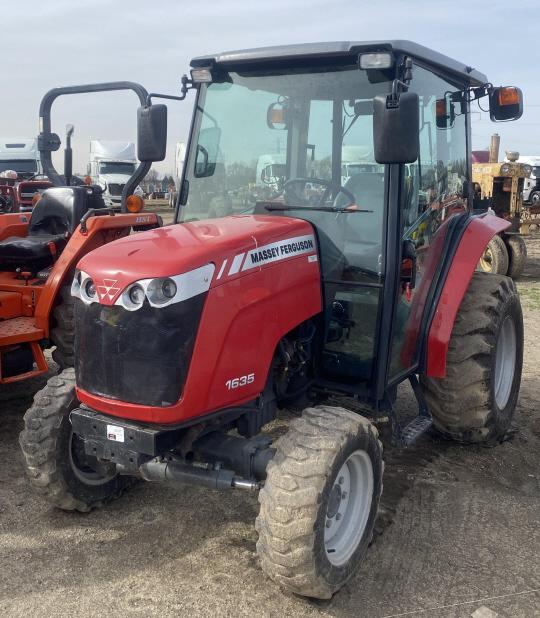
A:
0 317 44 344
401 416 432 446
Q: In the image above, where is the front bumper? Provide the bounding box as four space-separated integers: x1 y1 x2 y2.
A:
70 406 183 468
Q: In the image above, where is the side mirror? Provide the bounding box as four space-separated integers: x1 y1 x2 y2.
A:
194 126 221 178
374 92 419 164
137 104 167 162
267 101 289 130
435 97 455 129
489 87 523 122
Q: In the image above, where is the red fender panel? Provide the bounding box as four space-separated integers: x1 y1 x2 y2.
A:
426 213 510 378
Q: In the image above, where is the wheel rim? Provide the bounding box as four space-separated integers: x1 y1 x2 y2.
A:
479 246 494 272
532 193 540 205
324 449 373 566
69 431 116 486
494 315 517 409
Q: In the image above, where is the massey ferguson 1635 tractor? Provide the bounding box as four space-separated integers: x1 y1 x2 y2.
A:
21 42 524 599
0 82 162 385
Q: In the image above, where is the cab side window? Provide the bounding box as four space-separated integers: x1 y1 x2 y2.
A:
403 65 468 250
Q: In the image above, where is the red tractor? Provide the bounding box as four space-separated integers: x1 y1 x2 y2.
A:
21 42 524 599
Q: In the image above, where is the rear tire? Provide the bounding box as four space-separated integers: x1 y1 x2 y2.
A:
478 234 509 275
50 285 75 369
420 272 523 444
19 368 134 512
256 406 383 599
505 235 527 280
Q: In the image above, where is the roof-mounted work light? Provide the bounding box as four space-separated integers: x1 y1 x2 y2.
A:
359 52 394 70
190 68 213 83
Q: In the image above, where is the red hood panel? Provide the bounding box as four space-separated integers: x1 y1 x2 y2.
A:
76 214 317 305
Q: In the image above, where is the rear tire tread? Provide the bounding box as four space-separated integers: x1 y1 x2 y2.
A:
421 272 523 444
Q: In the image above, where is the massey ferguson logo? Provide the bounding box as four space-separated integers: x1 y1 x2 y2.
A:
96 279 121 302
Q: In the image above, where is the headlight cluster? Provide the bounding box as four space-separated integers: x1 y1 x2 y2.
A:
521 164 532 176
71 263 215 311
500 163 512 175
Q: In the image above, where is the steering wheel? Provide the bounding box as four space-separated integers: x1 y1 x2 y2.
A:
282 178 356 209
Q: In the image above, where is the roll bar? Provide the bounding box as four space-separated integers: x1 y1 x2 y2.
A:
38 81 152 212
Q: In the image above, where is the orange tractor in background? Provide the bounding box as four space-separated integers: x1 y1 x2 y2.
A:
0 82 163 384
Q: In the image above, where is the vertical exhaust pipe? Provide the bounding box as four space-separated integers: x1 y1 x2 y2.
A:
489 133 500 163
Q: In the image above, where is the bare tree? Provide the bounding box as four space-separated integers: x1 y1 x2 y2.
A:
145 168 160 183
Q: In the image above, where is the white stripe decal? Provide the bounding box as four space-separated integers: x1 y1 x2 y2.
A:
216 259 228 279
228 253 245 275
242 234 316 271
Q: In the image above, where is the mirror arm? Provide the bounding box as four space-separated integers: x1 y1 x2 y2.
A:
386 78 409 109
146 75 194 106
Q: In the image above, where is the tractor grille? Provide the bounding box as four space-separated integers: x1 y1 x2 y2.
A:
74 294 206 407
108 183 124 196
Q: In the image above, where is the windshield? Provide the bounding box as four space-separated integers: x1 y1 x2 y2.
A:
180 65 391 274
99 162 135 175
0 159 37 174
532 166 540 179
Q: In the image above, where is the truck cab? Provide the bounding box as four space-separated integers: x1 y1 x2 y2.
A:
0 137 42 178
512 155 540 204
88 140 142 207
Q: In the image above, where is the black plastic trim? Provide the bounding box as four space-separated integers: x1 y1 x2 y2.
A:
190 40 487 86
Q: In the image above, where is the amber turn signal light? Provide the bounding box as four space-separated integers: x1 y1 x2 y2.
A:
126 194 144 213
498 87 520 106
435 99 446 117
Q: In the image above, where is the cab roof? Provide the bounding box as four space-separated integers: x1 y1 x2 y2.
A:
191 40 487 86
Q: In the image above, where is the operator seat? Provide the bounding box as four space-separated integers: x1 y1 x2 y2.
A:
0 186 106 272
338 172 385 274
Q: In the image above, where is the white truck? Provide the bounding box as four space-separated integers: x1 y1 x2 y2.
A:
509 155 540 205
88 140 141 207
0 138 42 178
256 153 286 190
341 145 382 184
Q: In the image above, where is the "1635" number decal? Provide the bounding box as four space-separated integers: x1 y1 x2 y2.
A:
226 373 255 390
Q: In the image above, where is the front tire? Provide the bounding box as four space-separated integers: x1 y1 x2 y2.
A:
505 235 527 280
19 368 134 512
50 285 75 369
256 406 383 599
478 234 509 275
420 272 523 444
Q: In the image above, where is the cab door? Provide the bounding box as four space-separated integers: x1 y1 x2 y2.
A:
386 63 470 386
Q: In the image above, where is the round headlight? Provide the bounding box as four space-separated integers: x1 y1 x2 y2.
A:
161 278 177 299
146 277 177 305
500 163 511 174
84 279 96 298
522 164 532 175
128 284 145 305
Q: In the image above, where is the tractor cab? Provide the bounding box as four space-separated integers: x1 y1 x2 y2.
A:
177 41 522 397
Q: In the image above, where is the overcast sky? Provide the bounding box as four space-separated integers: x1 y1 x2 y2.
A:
2 0 538 175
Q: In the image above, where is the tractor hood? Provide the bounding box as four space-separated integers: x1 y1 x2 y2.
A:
75 214 317 306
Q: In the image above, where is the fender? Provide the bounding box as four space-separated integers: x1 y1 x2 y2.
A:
425 213 509 377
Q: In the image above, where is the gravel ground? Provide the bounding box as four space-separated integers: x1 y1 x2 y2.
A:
0 228 538 618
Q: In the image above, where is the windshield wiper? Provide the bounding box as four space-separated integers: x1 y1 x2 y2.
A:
263 204 373 214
